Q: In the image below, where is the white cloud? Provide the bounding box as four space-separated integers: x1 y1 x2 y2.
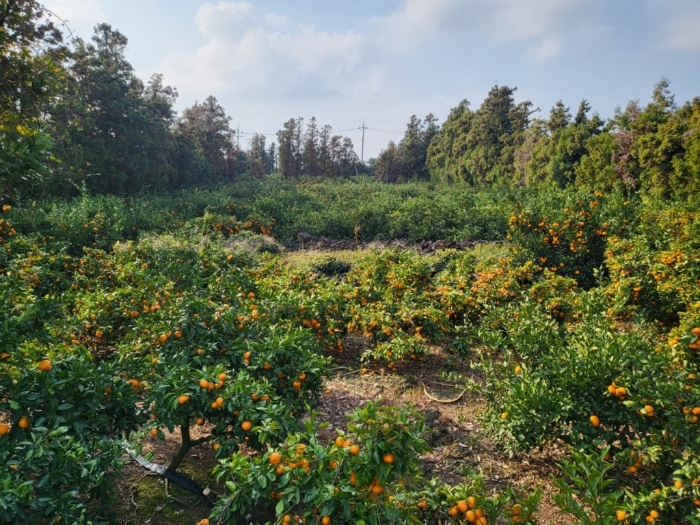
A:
372 0 588 59
666 13 700 50
528 36 561 62
493 0 584 42
158 2 364 102
649 0 700 51
194 1 252 36
43 0 106 35
371 0 461 51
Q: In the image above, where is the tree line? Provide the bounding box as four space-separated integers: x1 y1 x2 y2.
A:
376 81 700 201
0 2 360 198
2 0 699 202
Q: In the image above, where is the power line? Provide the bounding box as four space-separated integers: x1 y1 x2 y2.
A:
367 127 402 134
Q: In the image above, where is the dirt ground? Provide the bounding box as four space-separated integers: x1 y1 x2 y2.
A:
110 334 571 524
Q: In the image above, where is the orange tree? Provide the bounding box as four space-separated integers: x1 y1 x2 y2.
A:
604 204 700 325
60 236 329 469
211 401 542 525
0 271 146 523
257 249 465 367
507 187 633 289
474 285 700 522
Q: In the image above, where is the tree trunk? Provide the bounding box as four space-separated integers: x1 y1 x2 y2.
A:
169 418 208 471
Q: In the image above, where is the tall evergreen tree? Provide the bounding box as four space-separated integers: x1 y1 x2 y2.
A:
50 24 180 194
277 118 298 179
176 95 234 183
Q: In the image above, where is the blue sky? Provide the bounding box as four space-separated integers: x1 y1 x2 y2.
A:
44 0 700 160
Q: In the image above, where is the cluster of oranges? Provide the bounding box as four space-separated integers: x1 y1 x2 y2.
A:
447 497 488 524
268 443 313 476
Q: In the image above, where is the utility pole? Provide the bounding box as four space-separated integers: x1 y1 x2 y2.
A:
359 120 367 163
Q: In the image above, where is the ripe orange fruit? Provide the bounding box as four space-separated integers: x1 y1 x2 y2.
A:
616 509 627 521
382 453 395 464
692 327 700 337
349 444 360 455
514 365 522 374
467 496 477 508
643 405 654 415
177 395 189 405
149 428 158 436
212 443 220 451
241 420 252 431
448 506 459 517
0 423 9 436
500 412 508 419
269 452 282 465
465 509 476 522
371 484 383 494
299 372 307 380
292 380 302 390
199 379 209 389
159 334 167 343
476 517 488 525
335 436 345 447
18 416 30 430
321 517 330 525
217 373 227 381
615 387 627 397
37 359 52 372
590 415 600 427
196 417 204 425
457 500 469 513
215 397 224 407
95 330 103 339
243 351 252 360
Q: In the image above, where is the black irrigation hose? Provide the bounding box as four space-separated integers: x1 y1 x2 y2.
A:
124 444 214 508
